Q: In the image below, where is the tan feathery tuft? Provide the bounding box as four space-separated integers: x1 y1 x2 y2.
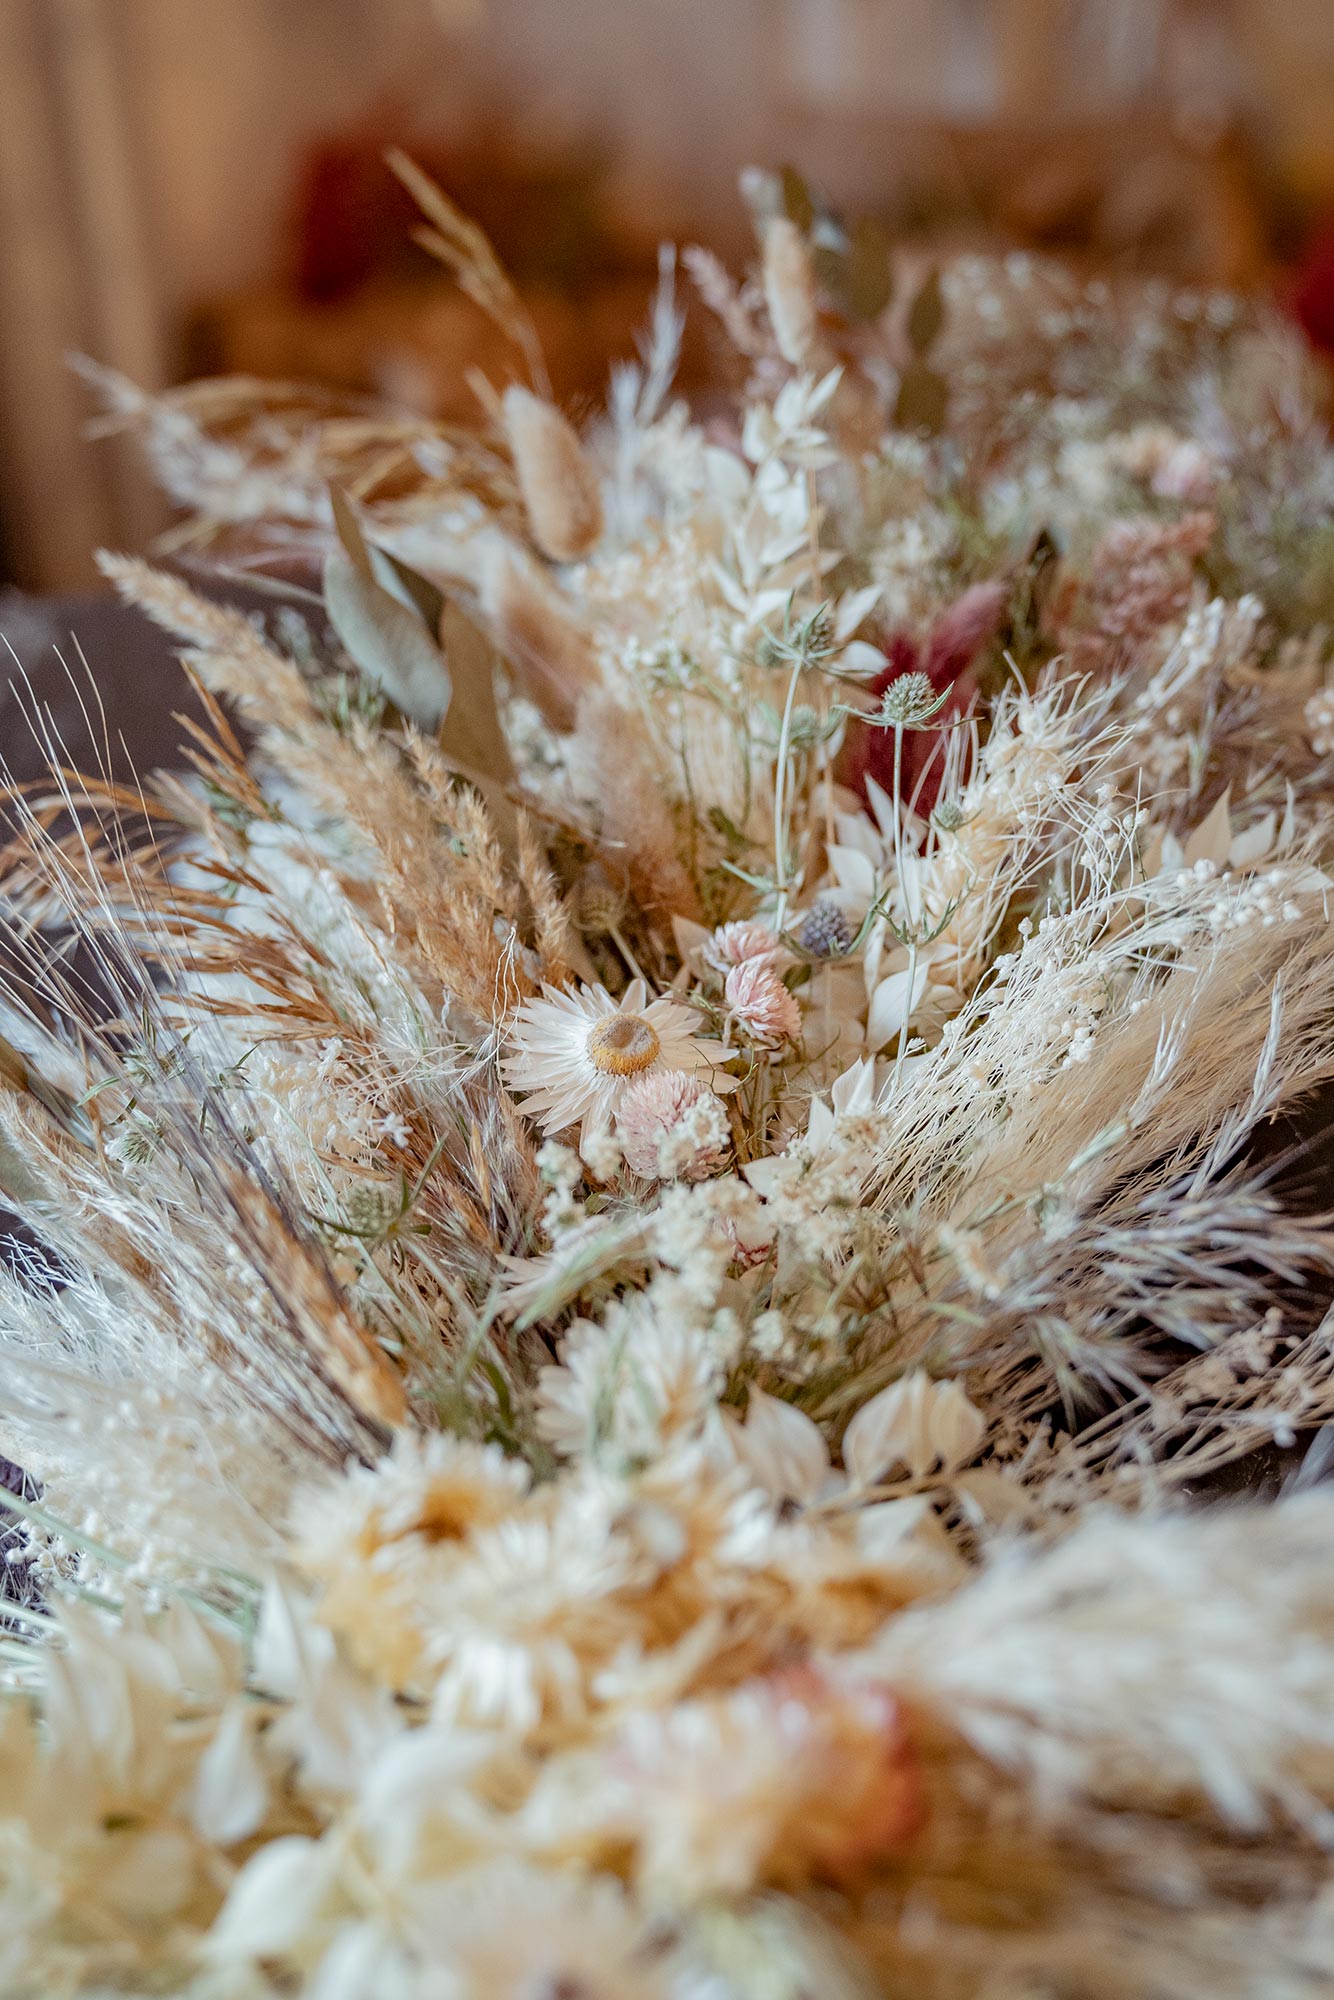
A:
763 216 819 369
503 385 604 564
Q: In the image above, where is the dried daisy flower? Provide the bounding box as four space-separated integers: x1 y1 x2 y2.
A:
724 959 802 1048
704 919 786 974
503 978 737 1139
617 1069 731 1181
503 383 604 563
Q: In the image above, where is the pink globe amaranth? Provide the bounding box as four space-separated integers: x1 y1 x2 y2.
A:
725 959 802 1050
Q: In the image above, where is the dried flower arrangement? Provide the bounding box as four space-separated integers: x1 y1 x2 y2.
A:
5 163 1334 1998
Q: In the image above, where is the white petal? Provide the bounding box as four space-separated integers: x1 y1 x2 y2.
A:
741 1155 785 1197
1183 788 1232 867
209 1836 339 1958
1227 810 1276 869
866 961 928 1052
191 1700 269 1845
827 843 878 902
843 1371 985 1485
733 1385 829 1502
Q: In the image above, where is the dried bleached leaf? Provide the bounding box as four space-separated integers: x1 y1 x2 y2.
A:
843 1373 986 1486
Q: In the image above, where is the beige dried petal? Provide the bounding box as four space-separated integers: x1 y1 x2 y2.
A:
190 1699 270 1846
843 1371 985 1486
732 1384 830 1503
504 384 604 563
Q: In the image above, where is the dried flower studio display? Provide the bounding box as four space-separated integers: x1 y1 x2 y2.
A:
6 160 1334 1997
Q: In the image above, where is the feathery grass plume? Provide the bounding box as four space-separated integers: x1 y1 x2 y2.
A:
503 384 604 563
762 215 820 369
8 168 1334 1997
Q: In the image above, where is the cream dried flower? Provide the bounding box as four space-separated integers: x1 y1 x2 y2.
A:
504 977 737 1140
616 1068 731 1180
616 1663 919 1899
724 959 802 1049
703 919 786 974
503 383 604 563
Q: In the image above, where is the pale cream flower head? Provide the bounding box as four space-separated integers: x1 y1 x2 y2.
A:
503 977 737 1143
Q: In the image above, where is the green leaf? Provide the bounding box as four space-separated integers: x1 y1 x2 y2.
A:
780 163 815 234
906 266 945 356
330 484 445 630
323 550 452 730
438 602 516 785
894 359 948 434
845 214 893 320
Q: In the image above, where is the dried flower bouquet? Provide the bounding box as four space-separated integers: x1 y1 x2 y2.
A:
5 166 1334 1997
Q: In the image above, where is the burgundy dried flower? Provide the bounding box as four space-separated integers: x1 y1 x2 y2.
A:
837 581 1005 817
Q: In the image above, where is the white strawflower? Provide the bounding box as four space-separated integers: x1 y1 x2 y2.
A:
724 959 802 1049
616 1068 731 1180
503 977 737 1140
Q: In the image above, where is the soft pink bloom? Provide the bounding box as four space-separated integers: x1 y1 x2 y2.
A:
616 1069 731 1181
725 959 801 1049
705 920 786 974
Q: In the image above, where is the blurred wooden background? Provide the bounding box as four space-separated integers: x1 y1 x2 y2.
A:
3 0 1334 588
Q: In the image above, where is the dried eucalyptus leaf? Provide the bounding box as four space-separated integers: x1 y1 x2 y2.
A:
439 602 516 785
780 163 815 235
0 1131 50 1207
323 550 452 730
846 215 893 321
895 359 948 434
906 267 945 356
382 551 447 634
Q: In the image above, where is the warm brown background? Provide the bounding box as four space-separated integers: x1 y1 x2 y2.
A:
3 0 1334 592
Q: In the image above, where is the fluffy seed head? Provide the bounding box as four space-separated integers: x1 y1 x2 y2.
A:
763 216 819 368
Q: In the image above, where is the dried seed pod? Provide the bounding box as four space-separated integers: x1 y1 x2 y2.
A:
503 384 604 563
574 864 627 936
